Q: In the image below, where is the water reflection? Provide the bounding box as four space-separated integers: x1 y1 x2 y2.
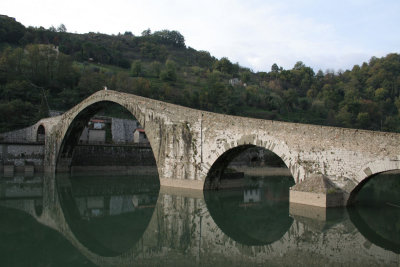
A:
57 173 159 257
204 175 294 245
348 172 400 253
0 175 96 267
0 172 399 266
349 206 400 254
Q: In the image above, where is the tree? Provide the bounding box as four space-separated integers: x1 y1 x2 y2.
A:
271 63 281 80
271 63 280 73
336 106 353 127
374 87 388 101
213 57 233 74
196 50 215 68
240 71 251 84
293 61 305 70
356 112 370 128
37 93 50 119
160 60 177 82
57 24 67 32
150 61 161 77
131 60 142 77
141 28 151 36
0 15 26 44
124 31 133 36
153 30 185 47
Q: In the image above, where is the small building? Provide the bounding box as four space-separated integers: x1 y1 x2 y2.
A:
79 127 106 144
133 129 148 144
90 119 106 130
88 129 106 144
229 78 242 86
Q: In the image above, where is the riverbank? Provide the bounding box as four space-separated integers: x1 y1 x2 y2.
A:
71 165 158 176
231 166 291 176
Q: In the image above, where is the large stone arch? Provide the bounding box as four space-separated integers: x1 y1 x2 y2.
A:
46 91 163 175
202 134 306 189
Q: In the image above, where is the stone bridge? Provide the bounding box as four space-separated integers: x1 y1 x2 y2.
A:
19 90 400 206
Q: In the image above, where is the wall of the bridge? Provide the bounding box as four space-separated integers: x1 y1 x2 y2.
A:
200 113 400 205
39 90 400 205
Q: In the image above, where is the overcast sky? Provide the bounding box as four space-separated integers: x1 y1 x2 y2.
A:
3 0 400 72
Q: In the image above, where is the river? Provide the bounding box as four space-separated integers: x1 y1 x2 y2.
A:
0 171 399 266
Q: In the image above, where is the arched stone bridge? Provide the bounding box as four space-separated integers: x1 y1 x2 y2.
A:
34 90 400 206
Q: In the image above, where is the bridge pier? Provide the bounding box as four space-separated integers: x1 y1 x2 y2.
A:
289 174 349 207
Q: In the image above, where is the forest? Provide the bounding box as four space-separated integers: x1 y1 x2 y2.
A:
1 14 400 133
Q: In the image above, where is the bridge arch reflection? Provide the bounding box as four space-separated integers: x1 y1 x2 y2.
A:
347 171 400 253
0 173 399 265
203 145 295 245
204 185 294 246
56 173 159 257
348 205 400 254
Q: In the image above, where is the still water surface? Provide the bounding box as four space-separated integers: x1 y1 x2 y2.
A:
0 172 399 266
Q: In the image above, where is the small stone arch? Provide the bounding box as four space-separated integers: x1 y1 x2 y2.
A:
37 124 45 143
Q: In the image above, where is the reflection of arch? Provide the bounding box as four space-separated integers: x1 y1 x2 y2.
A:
34 198 43 216
57 175 159 257
204 144 294 190
37 124 45 143
348 206 400 253
204 184 293 245
56 100 156 173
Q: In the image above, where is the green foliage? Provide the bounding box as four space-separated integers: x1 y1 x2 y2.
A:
150 61 161 77
213 57 234 74
240 71 251 84
356 112 370 128
0 15 26 44
160 60 177 82
0 99 36 132
153 30 185 48
1 15 400 134
131 60 142 77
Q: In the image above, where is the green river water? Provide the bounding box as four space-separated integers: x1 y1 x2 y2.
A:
0 171 399 266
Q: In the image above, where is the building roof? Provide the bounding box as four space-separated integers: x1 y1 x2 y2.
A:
91 119 106 123
134 128 145 133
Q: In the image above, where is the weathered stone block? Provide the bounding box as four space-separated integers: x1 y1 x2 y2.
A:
289 174 345 207
289 190 344 207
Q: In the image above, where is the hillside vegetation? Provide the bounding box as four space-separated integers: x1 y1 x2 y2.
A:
1 15 400 133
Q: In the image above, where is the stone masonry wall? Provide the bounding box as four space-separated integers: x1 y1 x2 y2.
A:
0 144 44 172
111 118 138 144
37 90 400 197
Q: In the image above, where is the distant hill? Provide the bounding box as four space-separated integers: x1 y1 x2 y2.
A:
1 14 400 133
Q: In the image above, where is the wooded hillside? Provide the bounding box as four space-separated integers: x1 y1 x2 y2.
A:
1 15 400 133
